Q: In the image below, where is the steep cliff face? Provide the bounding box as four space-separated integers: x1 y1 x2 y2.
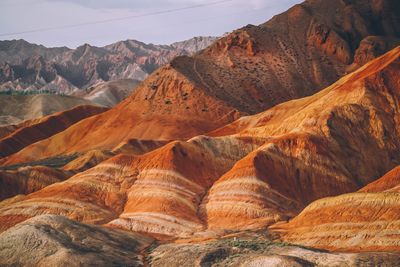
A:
0 48 398 245
192 0 400 113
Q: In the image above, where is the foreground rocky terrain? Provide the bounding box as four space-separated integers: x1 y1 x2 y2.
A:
148 234 400 266
0 0 400 265
0 215 153 267
0 216 399 267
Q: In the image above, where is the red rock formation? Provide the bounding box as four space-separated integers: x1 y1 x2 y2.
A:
0 134 259 235
359 165 400 193
2 0 399 167
0 166 72 201
202 47 400 231
274 165 400 252
0 47 399 241
0 105 108 158
112 138 170 155
62 150 115 172
1 67 241 165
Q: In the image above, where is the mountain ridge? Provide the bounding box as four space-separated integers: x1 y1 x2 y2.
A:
1 0 399 166
0 36 218 93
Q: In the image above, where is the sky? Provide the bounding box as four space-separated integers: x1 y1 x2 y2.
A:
0 0 302 48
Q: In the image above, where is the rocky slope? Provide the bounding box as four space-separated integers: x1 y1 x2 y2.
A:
1 0 399 165
0 215 153 267
148 233 400 266
62 150 116 172
0 47 399 245
1 217 399 266
360 165 400 193
274 165 400 252
0 105 108 158
0 37 218 94
202 45 400 231
73 79 141 107
0 166 72 201
171 36 219 54
0 94 100 126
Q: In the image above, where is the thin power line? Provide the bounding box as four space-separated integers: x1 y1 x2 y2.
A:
0 0 234 37
61 4 274 47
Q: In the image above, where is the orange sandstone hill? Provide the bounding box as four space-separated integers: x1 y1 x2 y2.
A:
202 46 400 231
0 166 72 201
359 165 400 193
275 165 400 252
0 105 108 158
2 0 399 166
0 46 399 244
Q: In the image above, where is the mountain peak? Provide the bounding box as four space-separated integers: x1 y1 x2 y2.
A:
0 36 218 92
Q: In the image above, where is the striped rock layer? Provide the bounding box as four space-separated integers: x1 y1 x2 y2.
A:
0 47 399 245
360 165 400 193
202 46 400 231
0 137 258 236
2 0 400 166
62 150 115 172
0 105 108 158
275 165 400 252
0 166 72 201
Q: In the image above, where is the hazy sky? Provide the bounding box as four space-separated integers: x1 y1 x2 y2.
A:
0 0 302 48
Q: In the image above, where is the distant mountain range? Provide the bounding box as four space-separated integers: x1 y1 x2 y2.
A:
0 36 218 93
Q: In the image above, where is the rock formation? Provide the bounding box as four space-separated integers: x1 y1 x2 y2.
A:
0 215 153 267
0 0 400 263
360 165 400 193
148 233 400 266
0 105 108 158
274 165 400 252
62 150 115 172
202 46 400 231
0 166 72 201
1 47 399 244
